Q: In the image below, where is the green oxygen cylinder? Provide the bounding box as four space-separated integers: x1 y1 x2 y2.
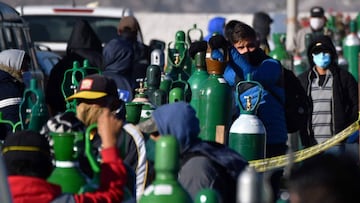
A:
0 112 21 133
198 47 232 143
269 33 293 71
175 30 193 77
169 74 191 103
140 136 193 203
47 131 88 193
292 54 305 76
187 24 204 74
357 12 360 38
187 24 203 45
146 64 167 106
325 14 336 35
131 79 155 123
61 60 101 112
194 189 221 203
188 51 208 116
228 76 266 161
125 102 143 124
165 31 190 81
168 87 184 103
159 73 173 99
152 48 172 99
343 20 360 81
19 78 49 131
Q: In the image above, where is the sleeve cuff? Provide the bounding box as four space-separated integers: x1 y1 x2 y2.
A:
101 147 120 163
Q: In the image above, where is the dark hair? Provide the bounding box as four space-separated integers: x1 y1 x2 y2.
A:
224 20 242 44
288 153 360 203
231 22 257 44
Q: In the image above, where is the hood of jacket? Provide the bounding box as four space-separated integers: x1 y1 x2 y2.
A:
252 12 273 39
307 35 338 68
152 101 201 153
66 19 103 68
103 36 134 76
0 49 25 82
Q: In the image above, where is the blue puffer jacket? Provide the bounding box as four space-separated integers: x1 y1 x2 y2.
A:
224 47 288 145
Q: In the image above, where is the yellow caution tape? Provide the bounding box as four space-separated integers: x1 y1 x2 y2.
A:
249 121 359 172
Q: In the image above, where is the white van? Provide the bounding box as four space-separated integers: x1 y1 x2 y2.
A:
16 5 140 56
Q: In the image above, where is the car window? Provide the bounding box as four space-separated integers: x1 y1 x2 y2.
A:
24 15 120 44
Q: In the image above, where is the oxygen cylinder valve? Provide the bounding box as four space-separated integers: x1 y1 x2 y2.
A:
174 52 181 65
245 96 252 111
135 79 147 95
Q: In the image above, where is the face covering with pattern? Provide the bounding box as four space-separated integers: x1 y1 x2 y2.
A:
312 52 331 68
76 103 105 126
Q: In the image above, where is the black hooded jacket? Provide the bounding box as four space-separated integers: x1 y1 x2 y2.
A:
252 12 273 54
45 19 103 115
298 35 358 141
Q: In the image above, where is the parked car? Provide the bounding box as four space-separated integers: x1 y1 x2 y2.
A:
16 5 141 56
0 2 44 88
35 47 61 77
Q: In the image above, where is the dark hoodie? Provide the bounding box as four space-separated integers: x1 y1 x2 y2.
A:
252 11 273 54
151 102 248 203
0 49 26 140
298 35 358 140
306 35 338 68
45 19 103 115
102 35 135 102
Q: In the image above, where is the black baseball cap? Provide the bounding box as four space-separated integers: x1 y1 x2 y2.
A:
310 6 325 18
66 74 118 101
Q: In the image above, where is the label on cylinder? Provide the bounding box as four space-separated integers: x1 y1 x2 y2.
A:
217 78 227 83
143 184 174 196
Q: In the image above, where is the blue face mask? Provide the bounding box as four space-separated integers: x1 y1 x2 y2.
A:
312 52 331 68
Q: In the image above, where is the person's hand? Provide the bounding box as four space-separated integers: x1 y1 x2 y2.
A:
188 40 208 59
97 108 123 149
208 35 228 50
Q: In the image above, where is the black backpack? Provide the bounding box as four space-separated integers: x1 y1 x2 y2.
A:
270 67 310 133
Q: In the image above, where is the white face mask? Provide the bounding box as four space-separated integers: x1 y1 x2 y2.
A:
310 18 325 31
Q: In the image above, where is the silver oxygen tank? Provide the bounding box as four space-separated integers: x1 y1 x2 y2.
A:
237 166 272 203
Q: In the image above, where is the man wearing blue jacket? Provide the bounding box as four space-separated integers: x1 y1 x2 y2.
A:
218 22 287 202
222 22 288 158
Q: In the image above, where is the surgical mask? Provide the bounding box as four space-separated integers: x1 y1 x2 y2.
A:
312 52 331 68
310 18 325 31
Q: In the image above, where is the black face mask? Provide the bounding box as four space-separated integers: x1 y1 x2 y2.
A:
241 47 268 66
